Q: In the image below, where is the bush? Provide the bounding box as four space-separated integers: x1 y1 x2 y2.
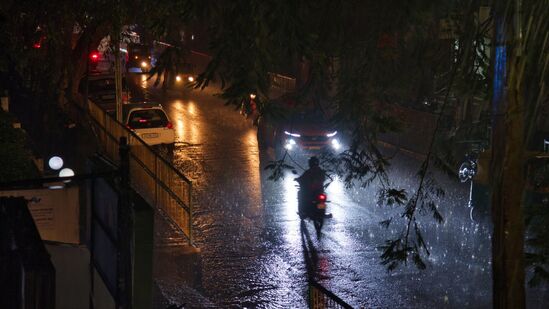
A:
0 110 38 182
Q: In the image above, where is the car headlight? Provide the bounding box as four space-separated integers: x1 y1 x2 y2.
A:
141 61 148 68
176 75 182 82
284 131 301 137
187 76 194 82
326 131 338 137
331 138 341 150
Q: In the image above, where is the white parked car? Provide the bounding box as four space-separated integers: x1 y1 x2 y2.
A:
124 103 175 147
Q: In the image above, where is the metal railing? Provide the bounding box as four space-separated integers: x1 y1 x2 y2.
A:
309 280 353 309
268 72 296 96
88 100 193 243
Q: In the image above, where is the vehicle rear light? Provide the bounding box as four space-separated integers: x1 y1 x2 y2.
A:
138 119 148 123
90 51 100 62
166 122 173 129
317 194 327 201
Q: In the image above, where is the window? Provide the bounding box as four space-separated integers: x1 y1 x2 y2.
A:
128 109 168 129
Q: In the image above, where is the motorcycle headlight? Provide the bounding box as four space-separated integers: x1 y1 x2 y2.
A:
284 139 296 150
331 138 341 150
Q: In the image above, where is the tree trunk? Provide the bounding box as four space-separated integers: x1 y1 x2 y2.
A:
296 57 311 90
491 78 526 309
490 6 526 306
67 21 112 106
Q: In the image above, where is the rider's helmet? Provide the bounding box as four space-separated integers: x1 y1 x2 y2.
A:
308 156 320 168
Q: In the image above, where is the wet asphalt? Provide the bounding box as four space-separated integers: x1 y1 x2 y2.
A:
126 73 547 309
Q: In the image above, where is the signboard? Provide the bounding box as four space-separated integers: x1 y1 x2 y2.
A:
0 186 80 244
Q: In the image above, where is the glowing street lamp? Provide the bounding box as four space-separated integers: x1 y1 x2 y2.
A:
59 168 75 178
48 156 64 170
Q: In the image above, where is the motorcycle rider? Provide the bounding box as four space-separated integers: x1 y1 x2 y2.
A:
295 156 326 217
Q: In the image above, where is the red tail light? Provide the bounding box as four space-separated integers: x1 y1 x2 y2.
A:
90 51 100 62
166 122 173 129
317 194 327 201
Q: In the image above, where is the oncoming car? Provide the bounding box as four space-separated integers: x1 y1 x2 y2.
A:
123 103 175 147
174 63 197 89
127 43 152 73
276 109 342 155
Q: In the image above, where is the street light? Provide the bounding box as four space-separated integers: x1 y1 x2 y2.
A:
48 156 64 170
59 168 75 178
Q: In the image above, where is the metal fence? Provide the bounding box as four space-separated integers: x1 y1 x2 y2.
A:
268 72 296 96
88 100 193 243
309 280 353 309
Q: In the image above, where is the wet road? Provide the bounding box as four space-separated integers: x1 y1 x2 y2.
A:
126 73 547 308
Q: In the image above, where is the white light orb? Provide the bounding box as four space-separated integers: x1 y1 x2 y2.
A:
59 168 75 178
48 156 64 170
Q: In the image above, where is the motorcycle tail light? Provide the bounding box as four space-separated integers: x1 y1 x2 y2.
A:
317 194 327 202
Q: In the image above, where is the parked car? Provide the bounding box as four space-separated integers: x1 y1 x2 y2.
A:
80 73 131 113
89 48 128 74
123 102 175 147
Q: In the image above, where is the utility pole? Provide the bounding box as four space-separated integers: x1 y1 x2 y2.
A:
115 39 123 122
117 137 133 308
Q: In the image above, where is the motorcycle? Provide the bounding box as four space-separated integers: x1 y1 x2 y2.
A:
297 188 328 235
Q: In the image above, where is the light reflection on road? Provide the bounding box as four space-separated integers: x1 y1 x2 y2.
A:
123 73 538 309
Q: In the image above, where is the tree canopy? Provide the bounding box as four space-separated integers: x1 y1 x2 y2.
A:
1 0 548 306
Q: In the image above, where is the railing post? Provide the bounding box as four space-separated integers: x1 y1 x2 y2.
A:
189 182 193 244
154 155 158 208
117 137 133 309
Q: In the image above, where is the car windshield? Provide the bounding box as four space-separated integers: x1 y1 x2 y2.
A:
88 78 128 93
290 110 327 123
179 63 194 74
130 45 150 54
128 109 168 129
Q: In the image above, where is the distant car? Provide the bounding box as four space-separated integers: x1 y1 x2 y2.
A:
81 74 131 113
174 63 197 88
123 102 175 147
275 109 342 155
127 43 152 73
89 49 128 74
